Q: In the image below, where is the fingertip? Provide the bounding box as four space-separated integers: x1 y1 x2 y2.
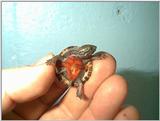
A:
88 74 128 119
108 75 128 99
114 105 140 120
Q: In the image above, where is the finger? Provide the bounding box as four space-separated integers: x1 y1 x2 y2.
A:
2 55 56 114
114 105 140 120
40 53 116 119
80 75 128 119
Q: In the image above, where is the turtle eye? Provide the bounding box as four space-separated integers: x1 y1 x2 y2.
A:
79 47 90 55
83 47 90 52
78 44 96 57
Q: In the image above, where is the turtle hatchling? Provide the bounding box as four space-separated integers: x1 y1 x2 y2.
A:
46 44 107 99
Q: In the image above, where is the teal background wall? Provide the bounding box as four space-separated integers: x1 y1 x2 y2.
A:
2 2 159 119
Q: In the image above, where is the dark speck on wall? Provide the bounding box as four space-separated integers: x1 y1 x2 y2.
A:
116 9 121 15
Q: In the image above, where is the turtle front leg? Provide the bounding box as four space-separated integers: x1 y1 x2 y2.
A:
46 55 64 65
46 56 58 65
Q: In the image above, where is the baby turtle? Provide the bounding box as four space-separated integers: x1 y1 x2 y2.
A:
46 44 107 99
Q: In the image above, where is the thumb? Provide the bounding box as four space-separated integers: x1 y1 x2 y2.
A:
2 53 56 114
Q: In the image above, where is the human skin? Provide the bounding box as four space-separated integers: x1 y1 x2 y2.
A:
2 53 139 120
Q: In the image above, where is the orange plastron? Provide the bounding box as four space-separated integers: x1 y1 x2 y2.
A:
62 56 84 81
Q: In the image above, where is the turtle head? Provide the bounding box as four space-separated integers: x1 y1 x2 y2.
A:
78 44 97 58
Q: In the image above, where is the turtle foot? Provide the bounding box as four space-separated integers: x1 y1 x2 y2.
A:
46 57 57 65
92 51 110 60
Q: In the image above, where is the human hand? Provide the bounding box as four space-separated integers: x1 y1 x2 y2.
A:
2 53 139 120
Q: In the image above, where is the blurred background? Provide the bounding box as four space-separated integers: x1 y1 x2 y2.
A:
2 2 159 119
